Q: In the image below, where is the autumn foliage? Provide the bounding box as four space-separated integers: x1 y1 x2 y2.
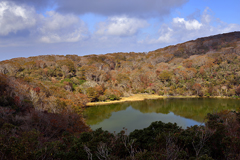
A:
1 31 240 159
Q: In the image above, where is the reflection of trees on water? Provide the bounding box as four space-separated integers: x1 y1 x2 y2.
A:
131 98 239 122
85 98 239 125
84 103 131 125
134 98 239 122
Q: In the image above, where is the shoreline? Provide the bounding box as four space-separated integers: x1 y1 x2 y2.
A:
86 94 191 106
86 94 168 106
86 94 239 107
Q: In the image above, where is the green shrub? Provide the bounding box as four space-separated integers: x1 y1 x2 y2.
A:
86 87 99 102
23 77 34 83
108 94 120 100
61 78 71 83
158 90 164 96
158 71 172 82
98 95 107 101
79 79 86 85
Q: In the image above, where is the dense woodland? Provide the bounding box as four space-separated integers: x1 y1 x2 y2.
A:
1 32 240 159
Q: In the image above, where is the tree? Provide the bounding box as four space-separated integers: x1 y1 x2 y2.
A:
193 83 202 95
199 66 205 76
86 86 104 102
158 71 172 82
61 65 69 77
56 59 76 74
235 85 240 96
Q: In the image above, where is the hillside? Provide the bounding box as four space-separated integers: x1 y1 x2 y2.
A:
1 31 240 159
1 32 240 103
1 32 240 108
1 31 240 129
150 31 240 59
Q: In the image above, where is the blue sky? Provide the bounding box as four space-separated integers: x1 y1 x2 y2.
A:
0 0 239 61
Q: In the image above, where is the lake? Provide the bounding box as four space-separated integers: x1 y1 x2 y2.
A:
84 98 239 134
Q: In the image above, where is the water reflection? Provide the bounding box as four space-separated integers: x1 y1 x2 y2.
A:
84 98 239 133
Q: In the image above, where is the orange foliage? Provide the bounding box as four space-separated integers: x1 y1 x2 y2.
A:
192 83 202 95
235 85 240 96
199 66 205 76
183 60 193 68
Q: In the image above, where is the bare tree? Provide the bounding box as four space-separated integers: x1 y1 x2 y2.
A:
192 126 216 158
84 145 93 160
165 133 181 160
121 135 136 160
95 142 110 160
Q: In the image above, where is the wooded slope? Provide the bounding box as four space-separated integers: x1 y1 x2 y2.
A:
1 31 240 113
1 31 240 159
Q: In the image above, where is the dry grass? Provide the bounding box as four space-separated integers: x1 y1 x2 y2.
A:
86 94 198 106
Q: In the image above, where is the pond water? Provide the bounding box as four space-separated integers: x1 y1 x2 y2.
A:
84 98 239 134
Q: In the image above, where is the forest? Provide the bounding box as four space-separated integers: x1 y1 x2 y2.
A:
0 31 240 159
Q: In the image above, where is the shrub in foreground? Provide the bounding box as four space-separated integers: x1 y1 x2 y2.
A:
1 109 240 159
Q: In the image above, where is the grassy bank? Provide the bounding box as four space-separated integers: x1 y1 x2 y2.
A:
86 94 198 106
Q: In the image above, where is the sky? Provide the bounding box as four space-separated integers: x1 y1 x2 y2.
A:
0 0 240 61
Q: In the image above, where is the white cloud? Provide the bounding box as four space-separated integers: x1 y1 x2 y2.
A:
0 1 36 36
0 1 89 43
220 24 240 33
147 7 240 45
201 7 212 24
147 24 174 44
96 16 149 37
157 27 173 43
173 17 202 30
38 11 88 43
